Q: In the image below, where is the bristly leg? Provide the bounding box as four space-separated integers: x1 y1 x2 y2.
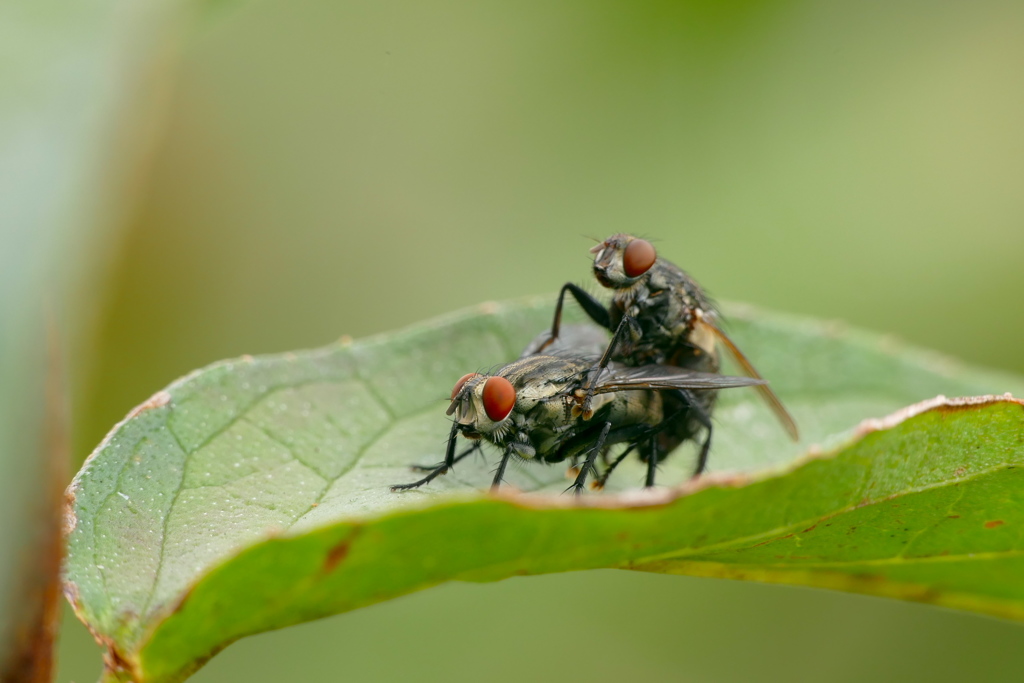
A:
659 388 713 478
536 283 612 354
688 397 713 476
573 314 640 419
644 434 659 487
391 465 449 491
490 446 514 491
392 422 460 491
590 389 711 490
593 443 637 489
410 441 482 472
566 421 611 495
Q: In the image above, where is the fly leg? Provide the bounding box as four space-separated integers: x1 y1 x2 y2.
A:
644 435 659 487
662 389 714 477
411 441 481 472
566 421 612 496
535 283 612 353
593 443 638 489
686 393 714 477
491 446 514 491
391 422 461 491
573 314 640 419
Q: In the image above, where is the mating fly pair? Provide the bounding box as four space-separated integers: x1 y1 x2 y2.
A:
391 325 764 494
392 234 798 494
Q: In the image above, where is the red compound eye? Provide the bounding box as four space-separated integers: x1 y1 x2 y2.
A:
450 373 480 400
482 376 516 422
623 239 656 278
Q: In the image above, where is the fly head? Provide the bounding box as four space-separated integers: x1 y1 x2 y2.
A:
590 234 657 288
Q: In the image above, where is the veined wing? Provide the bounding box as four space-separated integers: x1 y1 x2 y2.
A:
593 364 765 393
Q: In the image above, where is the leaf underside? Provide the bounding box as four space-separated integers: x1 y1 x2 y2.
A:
64 297 1024 683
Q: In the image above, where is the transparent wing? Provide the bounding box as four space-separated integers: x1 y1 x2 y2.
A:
520 324 608 360
699 316 800 440
593 363 765 393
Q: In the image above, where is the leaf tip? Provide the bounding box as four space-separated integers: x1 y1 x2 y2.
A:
126 390 171 420
99 642 139 683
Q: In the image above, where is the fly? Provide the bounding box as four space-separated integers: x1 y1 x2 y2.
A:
535 234 799 475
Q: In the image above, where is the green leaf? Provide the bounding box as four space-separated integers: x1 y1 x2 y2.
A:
65 297 1024 683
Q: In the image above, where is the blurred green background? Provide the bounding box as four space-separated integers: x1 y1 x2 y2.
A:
15 0 1024 680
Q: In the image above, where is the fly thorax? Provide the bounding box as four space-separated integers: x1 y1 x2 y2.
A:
514 369 566 413
512 393 540 414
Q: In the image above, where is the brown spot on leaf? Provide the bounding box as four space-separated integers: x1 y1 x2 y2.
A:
751 533 794 549
802 524 818 534
324 541 351 572
954 467 967 478
948 514 961 519
985 520 1006 529
324 531 361 572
